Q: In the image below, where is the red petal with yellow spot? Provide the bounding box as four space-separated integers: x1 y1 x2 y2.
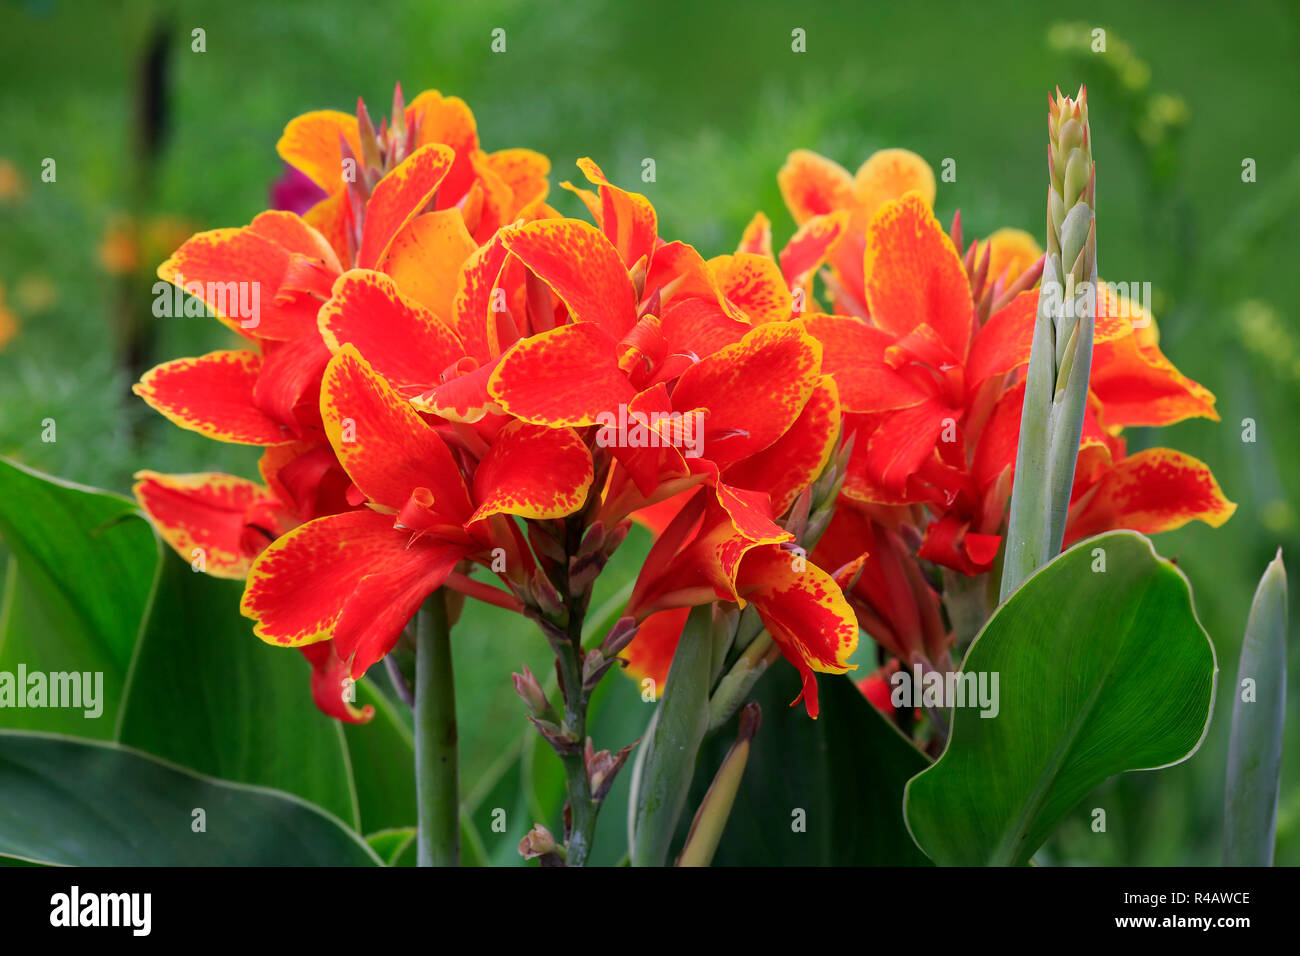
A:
1090 325 1219 427
253 335 332 438
276 110 362 194
379 209 477 323
577 157 657 269
865 398 955 491
603 383 692 498
334 542 465 677
484 148 551 215
406 90 479 207
304 191 352 265
318 270 463 391
659 297 750 361
489 322 635 427
864 193 974 359
133 470 291 579
240 509 456 652
470 421 593 523
737 212 773 258
801 313 930 413
157 228 323 341
301 642 375 723
356 143 454 270
779 210 847 291
320 345 471 517
967 289 1140 391
500 219 638 339
777 149 856 225
619 607 689 696
247 210 342 273
852 149 936 228
708 252 793 324
672 321 822 466
723 375 840 515
736 544 859 719
1064 448 1236 546
412 355 505 424
452 233 510 362
135 351 287 445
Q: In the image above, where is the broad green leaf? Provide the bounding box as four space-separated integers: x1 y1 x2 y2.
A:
685 667 931 865
0 458 157 736
1224 549 1287 865
0 731 380 866
343 678 418 834
904 531 1217 866
115 549 358 828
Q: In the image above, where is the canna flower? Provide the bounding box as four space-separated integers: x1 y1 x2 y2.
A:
240 343 593 681
132 87 556 720
411 158 859 715
790 184 1232 578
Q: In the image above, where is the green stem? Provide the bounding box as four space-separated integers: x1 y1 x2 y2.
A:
554 637 598 866
414 591 459 867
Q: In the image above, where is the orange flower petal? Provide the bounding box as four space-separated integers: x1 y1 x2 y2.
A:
470 421 593 523
671 321 822 466
320 345 472 516
1064 448 1236 546
134 350 288 444
577 157 658 269
737 212 773 258
619 607 689 696
801 313 930 413
852 149 936 228
157 228 324 341
133 470 290 579
318 269 464 390
736 544 859 719
708 252 793 324
864 193 974 359
723 374 841 515
276 110 362 193
356 143 455 270
488 322 635 426
240 509 460 667
500 218 639 339
406 90 479 207
379 208 477 323
1091 323 1219 427
301 642 375 723
779 210 848 292
778 149 855 225
484 148 551 215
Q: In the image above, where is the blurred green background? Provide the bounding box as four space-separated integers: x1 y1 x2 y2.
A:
1 0 1297 865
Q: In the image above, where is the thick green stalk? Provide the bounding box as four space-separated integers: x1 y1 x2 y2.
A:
1001 86 1097 602
414 591 460 866
554 637 598 866
631 604 714 866
1224 550 1288 865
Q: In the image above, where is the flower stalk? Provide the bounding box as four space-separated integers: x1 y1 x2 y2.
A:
1001 86 1097 601
414 590 460 867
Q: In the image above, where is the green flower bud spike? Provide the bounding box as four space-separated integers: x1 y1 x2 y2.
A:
1000 86 1097 602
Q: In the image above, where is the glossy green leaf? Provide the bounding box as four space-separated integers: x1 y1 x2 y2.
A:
0 731 380 866
1224 549 1287 865
905 531 1217 866
115 549 358 827
0 458 157 736
685 667 931 865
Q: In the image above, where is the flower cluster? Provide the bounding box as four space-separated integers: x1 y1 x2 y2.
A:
134 85 1232 737
133 87 860 726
